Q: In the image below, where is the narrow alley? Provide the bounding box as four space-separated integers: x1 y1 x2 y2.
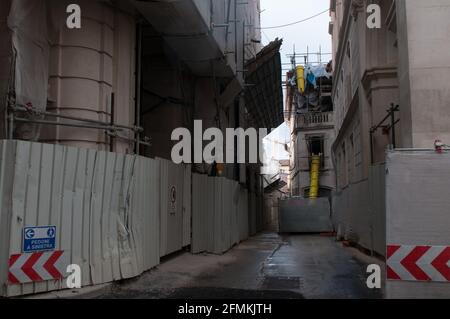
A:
92 233 382 299
0 0 449 307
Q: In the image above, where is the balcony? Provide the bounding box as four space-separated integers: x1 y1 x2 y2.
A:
295 112 334 131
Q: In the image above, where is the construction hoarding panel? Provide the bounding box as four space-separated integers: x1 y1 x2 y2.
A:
0 140 161 297
191 174 248 255
238 188 249 242
182 164 192 247
332 164 386 256
158 158 185 257
386 150 450 298
279 198 333 233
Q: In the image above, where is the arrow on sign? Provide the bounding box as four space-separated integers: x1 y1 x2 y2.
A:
431 247 450 281
25 229 35 239
387 245 450 282
8 251 68 284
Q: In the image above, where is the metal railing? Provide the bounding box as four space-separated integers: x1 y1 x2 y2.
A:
295 111 334 129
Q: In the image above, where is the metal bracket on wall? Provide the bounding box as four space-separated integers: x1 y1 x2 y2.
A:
370 103 400 164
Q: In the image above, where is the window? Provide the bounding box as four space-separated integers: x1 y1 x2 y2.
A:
307 135 325 168
307 136 324 155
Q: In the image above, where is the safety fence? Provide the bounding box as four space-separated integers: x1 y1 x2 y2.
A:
157 158 191 257
191 174 249 254
332 150 450 298
0 140 250 297
0 140 161 297
332 163 386 256
385 150 450 298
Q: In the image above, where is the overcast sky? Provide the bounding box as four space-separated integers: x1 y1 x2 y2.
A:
261 0 332 163
260 0 332 66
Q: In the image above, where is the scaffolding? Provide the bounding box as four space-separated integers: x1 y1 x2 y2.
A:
6 100 152 153
285 46 335 199
284 46 333 117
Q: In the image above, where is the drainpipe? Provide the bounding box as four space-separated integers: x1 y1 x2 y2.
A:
390 104 396 148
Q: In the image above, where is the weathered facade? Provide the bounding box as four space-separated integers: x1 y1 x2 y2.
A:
0 0 284 296
330 0 450 253
285 66 336 199
0 0 283 196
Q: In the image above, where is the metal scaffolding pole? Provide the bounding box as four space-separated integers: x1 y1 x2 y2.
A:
14 117 122 131
8 104 151 151
11 105 143 132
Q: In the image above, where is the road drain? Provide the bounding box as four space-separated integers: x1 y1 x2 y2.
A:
261 276 302 290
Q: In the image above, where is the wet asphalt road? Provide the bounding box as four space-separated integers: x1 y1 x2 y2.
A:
95 232 384 299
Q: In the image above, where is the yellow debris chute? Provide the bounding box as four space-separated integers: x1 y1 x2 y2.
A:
296 65 305 93
309 155 321 199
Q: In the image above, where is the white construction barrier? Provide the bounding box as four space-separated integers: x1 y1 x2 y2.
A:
0 140 251 297
192 174 249 254
279 198 333 233
0 140 161 297
385 150 450 298
332 163 386 256
157 158 191 257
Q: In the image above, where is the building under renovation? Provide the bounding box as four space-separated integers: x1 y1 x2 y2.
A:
330 0 450 298
279 52 336 234
0 0 284 297
0 0 448 301
285 54 335 199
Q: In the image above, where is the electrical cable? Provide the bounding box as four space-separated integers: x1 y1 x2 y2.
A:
257 9 329 30
261 30 272 43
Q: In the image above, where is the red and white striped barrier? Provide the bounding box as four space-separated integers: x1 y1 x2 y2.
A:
387 245 450 282
8 251 68 284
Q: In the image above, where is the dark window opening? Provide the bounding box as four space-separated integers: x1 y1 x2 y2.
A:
311 140 322 155
307 136 325 168
308 136 324 156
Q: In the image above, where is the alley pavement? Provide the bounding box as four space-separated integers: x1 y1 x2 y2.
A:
90 232 384 299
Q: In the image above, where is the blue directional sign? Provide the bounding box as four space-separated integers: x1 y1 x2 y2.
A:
23 226 56 253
